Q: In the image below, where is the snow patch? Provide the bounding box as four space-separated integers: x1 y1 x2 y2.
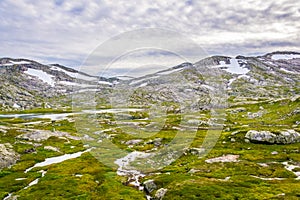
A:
13 103 21 109
213 59 249 75
24 68 55 87
1 60 31 66
25 149 92 173
59 81 96 87
114 76 134 80
271 54 300 60
138 82 148 87
50 66 96 81
98 81 112 85
24 170 47 189
279 68 298 74
219 61 226 65
228 78 237 86
201 84 214 90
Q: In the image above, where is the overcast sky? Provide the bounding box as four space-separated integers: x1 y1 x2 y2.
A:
0 0 299 76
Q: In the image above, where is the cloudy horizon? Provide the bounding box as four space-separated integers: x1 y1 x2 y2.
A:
0 0 299 73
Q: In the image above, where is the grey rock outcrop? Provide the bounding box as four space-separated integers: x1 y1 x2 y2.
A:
0 143 20 169
245 130 300 144
143 179 157 194
16 130 81 142
205 154 240 163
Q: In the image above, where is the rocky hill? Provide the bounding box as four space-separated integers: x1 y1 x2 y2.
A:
110 51 300 109
0 58 113 111
1 51 299 111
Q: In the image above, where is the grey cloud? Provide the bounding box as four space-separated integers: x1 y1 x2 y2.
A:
0 0 299 70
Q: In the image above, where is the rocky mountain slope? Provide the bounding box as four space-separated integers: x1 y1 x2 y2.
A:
107 51 300 111
1 51 299 111
0 58 113 111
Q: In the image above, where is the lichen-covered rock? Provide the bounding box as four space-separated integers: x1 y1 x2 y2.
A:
277 130 300 144
0 143 19 169
143 179 157 194
44 146 60 152
245 130 277 143
205 154 240 163
245 130 300 144
155 188 168 200
125 139 143 145
16 130 80 142
188 147 206 156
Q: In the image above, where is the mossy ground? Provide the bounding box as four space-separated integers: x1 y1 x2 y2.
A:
0 97 299 199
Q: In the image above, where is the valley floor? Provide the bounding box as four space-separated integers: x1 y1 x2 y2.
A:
0 97 299 200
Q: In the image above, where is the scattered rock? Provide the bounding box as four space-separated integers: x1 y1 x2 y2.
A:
143 179 157 194
245 130 300 144
125 139 143 145
82 134 94 141
205 154 240 163
271 151 278 155
188 169 200 174
231 131 239 136
44 146 60 152
153 138 162 147
155 188 168 200
0 127 8 134
247 111 263 119
258 163 269 167
230 107 246 114
244 139 250 143
230 138 236 142
24 148 36 154
188 148 206 156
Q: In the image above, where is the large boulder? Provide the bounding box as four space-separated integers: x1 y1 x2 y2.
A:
245 130 300 144
0 143 19 169
205 154 240 163
143 179 157 194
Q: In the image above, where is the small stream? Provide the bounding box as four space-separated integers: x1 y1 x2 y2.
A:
282 161 300 180
0 108 143 121
25 148 92 173
114 151 152 191
24 170 47 189
3 193 12 200
2 149 93 200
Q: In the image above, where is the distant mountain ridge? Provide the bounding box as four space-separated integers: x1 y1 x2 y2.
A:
0 51 299 111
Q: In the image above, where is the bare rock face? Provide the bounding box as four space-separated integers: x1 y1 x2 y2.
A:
205 154 240 163
16 130 81 142
0 143 19 169
245 130 300 144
